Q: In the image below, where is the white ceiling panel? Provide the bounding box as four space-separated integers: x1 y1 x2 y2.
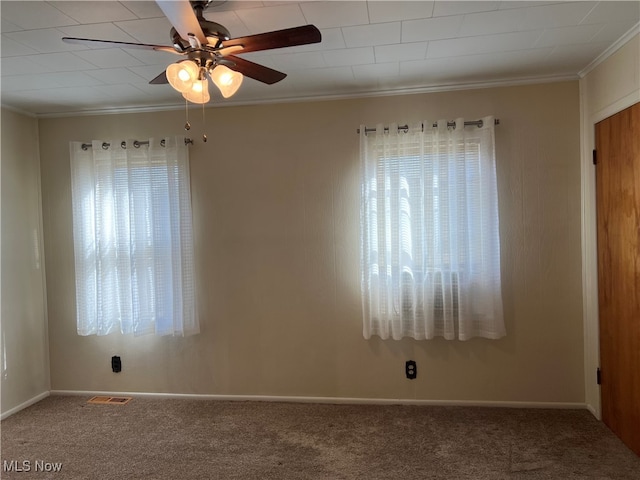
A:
119 1 165 19
590 17 639 44
1 35 39 57
402 46 555 83
432 1 500 17
208 1 265 13
114 17 175 44
544 42 612 68
28 52 98 72
520 2 599 30
0 91 68 112
399 57 465 78
581 0 640 25
93 83 152 99
401 15 464 42
458 8 527 36
375 42 428 63
236 4 306 33
534 23 603 48
228 77 293 98
367 1 434 23
269 51 327 70
323 47 375 66
52 1 139 24
300 1 369 29
427 30 543 59
204 11 252 38
127 64 176 82
39 71 106 88
27 86 112 103
342 21 401 48
238 51 274 63
352 61 400 80
0 1 637 116
127 64 174 76
75 49 144 68
124 48 181 65
0 2 78 29
1 18 22 34
85 67 152 85
499 2 558 9
5 28 85 54
2 74 55 91
287 65 355 85
2 56 47 76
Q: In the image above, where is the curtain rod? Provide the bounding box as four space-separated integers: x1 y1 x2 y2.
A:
356 118 500 135
81 137 194 151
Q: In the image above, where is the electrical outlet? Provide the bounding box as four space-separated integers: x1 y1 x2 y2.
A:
405 360 417 379
111 356 121 373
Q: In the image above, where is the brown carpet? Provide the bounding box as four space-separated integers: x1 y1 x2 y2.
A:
1 395 638 479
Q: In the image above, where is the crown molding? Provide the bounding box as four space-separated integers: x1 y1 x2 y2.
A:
35 102 187 119
32 73 578 119
0 102 38 118
579 22 640 78
221 74 579 107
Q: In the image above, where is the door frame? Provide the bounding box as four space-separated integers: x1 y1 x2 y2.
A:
580 89 640 420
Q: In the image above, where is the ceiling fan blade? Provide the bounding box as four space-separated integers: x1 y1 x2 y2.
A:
149 70 169 84
156 0 207 45
221 25 321 54
224 55 287 85
62 37 179 54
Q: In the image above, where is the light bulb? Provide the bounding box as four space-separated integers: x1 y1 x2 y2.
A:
210 65 243 98
219 72 233 86
182 79 210 104
166 60 199 93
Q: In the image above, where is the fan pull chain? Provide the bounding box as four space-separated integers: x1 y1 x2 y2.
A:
202 98 207 143
184 98 191 131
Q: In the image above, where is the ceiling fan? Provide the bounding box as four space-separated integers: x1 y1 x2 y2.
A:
62 0 322 104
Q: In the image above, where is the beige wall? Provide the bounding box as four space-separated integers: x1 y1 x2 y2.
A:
38 81 584 403
1 108 50 416
580 32 640 417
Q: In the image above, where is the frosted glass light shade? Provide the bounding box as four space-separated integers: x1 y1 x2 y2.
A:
210 65 243 98
182 79 210 104
166 61 199 93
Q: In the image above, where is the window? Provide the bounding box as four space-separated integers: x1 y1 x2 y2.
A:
69 137 198 337
359 118 504 340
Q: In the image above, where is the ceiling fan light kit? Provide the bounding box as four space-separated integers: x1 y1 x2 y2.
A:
166 60 200 94
210 65 243 99
62 0 322 106
182 78 210 104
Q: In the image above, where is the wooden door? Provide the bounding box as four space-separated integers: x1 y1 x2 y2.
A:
596 101 640 456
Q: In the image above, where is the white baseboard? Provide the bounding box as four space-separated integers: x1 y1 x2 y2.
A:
586 403 601 420
1 391 50 420
50 390 587 410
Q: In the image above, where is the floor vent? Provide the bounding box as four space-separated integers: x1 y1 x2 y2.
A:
87 396 132 405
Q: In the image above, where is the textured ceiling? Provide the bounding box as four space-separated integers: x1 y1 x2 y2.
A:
1 1 639 116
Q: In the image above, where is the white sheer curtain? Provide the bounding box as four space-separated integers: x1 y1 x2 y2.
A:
360 118 504 340
70 137 198 337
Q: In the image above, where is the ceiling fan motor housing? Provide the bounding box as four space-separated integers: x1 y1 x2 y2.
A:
171 21 230 50
200 20 231 42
